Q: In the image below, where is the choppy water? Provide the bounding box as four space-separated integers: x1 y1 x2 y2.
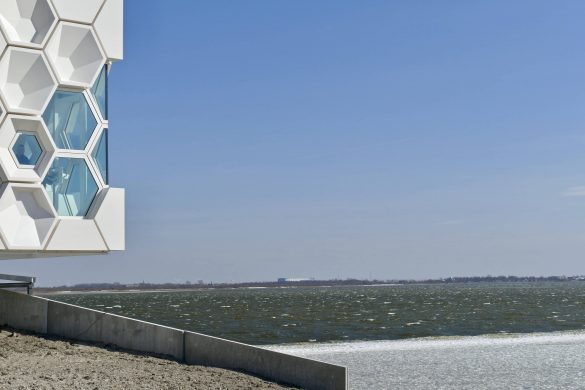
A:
45 282 585 389
45 282 585 345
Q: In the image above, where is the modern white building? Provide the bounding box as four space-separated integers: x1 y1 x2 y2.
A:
0 0 124 259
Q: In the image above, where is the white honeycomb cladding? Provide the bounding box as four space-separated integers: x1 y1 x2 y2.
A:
0 0 124 258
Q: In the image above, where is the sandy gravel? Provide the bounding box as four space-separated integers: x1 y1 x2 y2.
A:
0 328 293 390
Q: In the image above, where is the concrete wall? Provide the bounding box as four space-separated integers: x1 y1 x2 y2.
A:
185 331 347 390
0 289 47 333
47 300 184 361
0 289 347 389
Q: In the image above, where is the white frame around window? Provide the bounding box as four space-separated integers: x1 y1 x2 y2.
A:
87 125 109 188
0 115 57 183
8 131 47 170
42 87 103 153
42 153 103 219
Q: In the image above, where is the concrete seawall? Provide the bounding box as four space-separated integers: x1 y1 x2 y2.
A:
0 289 347 390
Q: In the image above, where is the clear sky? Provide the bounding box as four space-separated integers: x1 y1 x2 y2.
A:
3 0 585 286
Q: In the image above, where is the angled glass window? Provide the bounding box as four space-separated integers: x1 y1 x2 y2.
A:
91 65 108 120
92 129 108 184
42 91 98 150
12 133 43 167
42 157 99 217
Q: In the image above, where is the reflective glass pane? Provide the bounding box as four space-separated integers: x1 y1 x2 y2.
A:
92 129 108 184
91 66 108 120
42 91 97 150
42 157 99 217
12 133 42 166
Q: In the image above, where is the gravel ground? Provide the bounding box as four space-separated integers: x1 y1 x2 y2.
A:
0 328 293 390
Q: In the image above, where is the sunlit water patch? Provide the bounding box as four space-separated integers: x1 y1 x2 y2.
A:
270 331 585 389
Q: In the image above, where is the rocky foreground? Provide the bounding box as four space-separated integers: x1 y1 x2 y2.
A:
0 328 292 389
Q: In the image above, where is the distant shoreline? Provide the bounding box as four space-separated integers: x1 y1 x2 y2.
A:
35 276 585 295
38 284 397 296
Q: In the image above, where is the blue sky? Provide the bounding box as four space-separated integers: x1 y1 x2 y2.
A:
4 0 585 286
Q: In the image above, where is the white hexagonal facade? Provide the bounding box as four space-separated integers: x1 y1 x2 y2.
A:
45 22 106 89
0 115 56 183
0 183 58 250
0 0 57 49
0 0 124 259
0 98 6 124
0 30 6 56
93 0 123 61
51 0 105 24
0 47 57 115
87 187 124 250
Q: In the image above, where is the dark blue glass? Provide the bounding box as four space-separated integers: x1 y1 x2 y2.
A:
12 133 42 166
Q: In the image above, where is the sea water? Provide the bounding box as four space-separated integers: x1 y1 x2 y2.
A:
45 282 585 388
271 331 585 389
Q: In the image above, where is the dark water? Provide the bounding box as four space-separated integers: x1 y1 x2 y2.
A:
44 282 585 345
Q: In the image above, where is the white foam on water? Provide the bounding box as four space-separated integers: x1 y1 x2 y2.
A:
268 329 585 355
269 331 585 389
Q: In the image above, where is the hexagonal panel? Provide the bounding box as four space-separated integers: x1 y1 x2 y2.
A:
42 90 98 150
87 187 124 250
0 183 58 250
93 0 123 61
45 22 106 89
51 0 105 24
0 115 56 183
45 219 107 251
0 0 57 49
0 47 58 115
42 156 99 217
12 133 42 166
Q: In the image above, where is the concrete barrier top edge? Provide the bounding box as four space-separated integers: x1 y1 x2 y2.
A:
47 298 106 316
0 289 50 303
183 330 347 371
46 297 186 333
1 291 347 376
